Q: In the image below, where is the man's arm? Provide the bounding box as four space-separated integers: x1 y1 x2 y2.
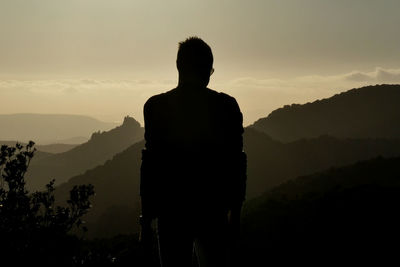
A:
140 96 159 220
224 96 246 254
226 96 246 208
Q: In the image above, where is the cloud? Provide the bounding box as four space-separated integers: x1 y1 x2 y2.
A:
137 80 153 84
228 67 400 93
80 79 99 85
221 67 400 124
229 77 291 90
344 67 400 83
344 72 373 82
375 68 400 82
62 87 78 94
1 67 399 125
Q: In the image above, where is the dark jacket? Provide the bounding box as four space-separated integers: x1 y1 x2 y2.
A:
140 85 246 218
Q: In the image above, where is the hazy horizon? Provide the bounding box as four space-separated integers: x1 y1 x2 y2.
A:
1 0 400 126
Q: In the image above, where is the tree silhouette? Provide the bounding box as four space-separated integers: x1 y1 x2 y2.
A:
0 141 94 266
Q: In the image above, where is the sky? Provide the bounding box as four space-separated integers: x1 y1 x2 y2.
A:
1 0 400 126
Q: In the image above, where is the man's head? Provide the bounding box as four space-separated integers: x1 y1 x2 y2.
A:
176 37 214 87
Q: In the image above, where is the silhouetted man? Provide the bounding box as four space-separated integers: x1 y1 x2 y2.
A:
140 37 246 267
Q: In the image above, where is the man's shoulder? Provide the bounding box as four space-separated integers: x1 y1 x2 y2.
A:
206 87 236 101
206 88 239 108
144 88 177 109
144 87 239 110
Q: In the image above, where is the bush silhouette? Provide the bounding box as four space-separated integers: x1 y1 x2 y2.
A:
0 141 94 266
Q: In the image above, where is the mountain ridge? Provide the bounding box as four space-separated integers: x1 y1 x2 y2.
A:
241 156 400 264
52 128 400 238
251 84 400 142
0 140 78 154
40 84 400 237
26 116 144 191
0 113 118 144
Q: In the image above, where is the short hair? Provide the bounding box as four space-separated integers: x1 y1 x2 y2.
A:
176 37 213 73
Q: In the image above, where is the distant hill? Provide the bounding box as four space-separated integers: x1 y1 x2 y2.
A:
27 116 144 191
0 113 118 144
54 140 145 238
241 156 400 264
1 140 77 154
35 143 78 154
53 127 400 238
251 84 400 142
53 136 89 145
244 127 400 197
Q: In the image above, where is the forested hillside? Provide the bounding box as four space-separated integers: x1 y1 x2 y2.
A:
251 84 400 142
27 116 144 191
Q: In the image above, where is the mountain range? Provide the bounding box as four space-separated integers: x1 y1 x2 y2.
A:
26 116 144 191
0 113 118 144
48 85 400 237
241 156 400 264
251 84 400 142
0 140 77 154
54 131 400 237
244 127 400 197
54 139 145 238
20 84 399 238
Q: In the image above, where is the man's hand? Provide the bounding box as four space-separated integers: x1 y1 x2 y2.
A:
139 215 153 246
227 204 242 238
227 204 242 266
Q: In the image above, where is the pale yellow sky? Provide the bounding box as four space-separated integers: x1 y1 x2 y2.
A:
1 0 400 126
